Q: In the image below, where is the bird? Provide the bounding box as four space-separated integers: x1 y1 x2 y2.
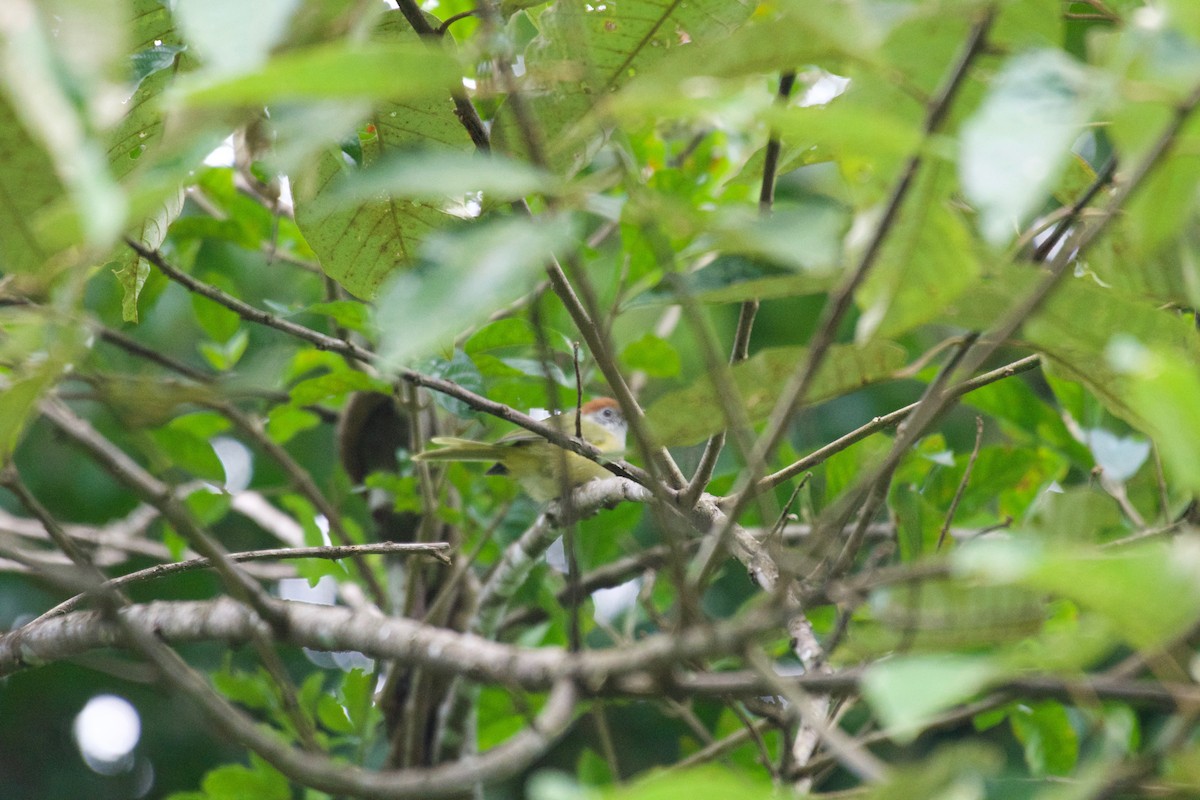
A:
412 397 627 502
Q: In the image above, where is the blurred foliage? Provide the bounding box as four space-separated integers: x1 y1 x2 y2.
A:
4 0 1200 798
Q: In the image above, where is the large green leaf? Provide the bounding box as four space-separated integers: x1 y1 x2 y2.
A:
498 0 754 171
1021 279 1200 433
0 97 60 273
1010 701 1079 777
863 654 1006 742
626 0 898 85
1107 342 1200 493
309 151 555 208
374 215 579 371
645 340 907 446
0 1 126 257
957 535 1200 651
959 49 1098 245
109 0 186 179
856 163 980 340
291 13 473 298
293 148 454 298
173 0 301 75
171 41 459 106
627 255 837 308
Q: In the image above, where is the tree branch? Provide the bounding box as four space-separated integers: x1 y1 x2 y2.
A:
128 239 652 488
35 542 449 622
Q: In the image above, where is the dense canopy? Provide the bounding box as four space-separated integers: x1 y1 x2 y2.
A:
4 1 1200 798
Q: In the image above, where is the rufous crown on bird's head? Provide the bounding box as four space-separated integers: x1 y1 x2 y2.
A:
580 397 626 446
581 397 619 416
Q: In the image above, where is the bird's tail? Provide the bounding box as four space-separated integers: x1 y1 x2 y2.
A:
412 437 503 462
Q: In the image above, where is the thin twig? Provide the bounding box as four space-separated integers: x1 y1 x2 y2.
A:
206 400 389 607
1031 156 1116 262
39 398 288 630
751 355 1041 496
33 403 324 751
128 239 652 488
681 70 796 506
35 542 449 622
835 79 1200 557
745 649 888 783
721 8 997 530
936 416 984 550
96 325 214 383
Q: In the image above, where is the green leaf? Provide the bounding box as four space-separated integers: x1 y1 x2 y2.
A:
708 200 851 273
825 437 892 510
163 527 188 561
304 301 374 337
200 758 290 800
130 43 187 89
113 191 184 323
762 96 921 193
291 12 473 298
213 663 274 710
169 411 233 440
0 369 59 460
339 668 378 737
956 535 1200 650
316 692 353 734
626 0 893 87
0 0 126 252
628 255 836 308
1021 279 1200 434
620 334 681 378
375 215 577 371
426 350 486 418
1106 340 1200 493
190 272 242 343
601 766 775 800
266 405 321 445
862 654 1005 742
363 474 423 514
199 329 250 371
311 151 557 207
1010 701 1079 776
501 0 755 171
464 318 540 355
960 49 1098 245
961 370 1091 467
183 488 232 526
172 42 458 106
1029 486 1123 544
645 341 907 446
289 369 387 405
856 164 980 340
0 97 65 274
1032 540 1200 649
111 259 146 324
294 147 455 298
173 0 300 76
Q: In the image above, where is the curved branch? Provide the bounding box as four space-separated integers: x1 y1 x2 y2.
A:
0 594 786 689
35 542 449 622
723 8 997 525
127 239 652 490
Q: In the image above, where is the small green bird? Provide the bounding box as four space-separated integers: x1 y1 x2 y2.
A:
413 398 627 502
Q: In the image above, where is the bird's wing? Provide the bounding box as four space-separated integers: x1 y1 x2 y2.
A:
413 438 502 462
